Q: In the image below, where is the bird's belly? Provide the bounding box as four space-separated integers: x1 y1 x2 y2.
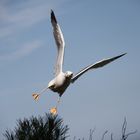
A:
51 77 70 96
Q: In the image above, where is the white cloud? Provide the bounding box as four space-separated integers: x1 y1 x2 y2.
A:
0 40 42 61
0 0 66 61
0 1 53 39
0 0 69 40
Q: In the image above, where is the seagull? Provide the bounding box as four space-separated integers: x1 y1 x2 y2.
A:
32 10 126 114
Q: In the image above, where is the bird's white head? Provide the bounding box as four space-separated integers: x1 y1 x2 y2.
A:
65 71 73 79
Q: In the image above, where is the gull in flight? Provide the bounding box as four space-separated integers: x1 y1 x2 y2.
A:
33 10 126 114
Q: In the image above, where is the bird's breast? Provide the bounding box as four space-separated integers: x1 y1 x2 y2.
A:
50 73 71 96
55 73 66 87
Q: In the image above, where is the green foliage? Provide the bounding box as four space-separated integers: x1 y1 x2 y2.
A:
4 113 69 140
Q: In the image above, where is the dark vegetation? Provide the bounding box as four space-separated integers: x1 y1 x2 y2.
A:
4 113 69 140
4 113 137 140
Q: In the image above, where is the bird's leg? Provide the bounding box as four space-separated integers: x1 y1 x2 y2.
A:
40 86 49 94
50 96 61 115
32 86 48 101
56 96 61 107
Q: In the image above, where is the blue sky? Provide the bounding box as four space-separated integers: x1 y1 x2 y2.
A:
0 0 140 139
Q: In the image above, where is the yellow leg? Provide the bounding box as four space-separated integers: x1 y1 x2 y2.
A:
56 96 61 107
50 96 61 115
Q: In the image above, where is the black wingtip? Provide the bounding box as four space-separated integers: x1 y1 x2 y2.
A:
51 9 57 24
118 53 127 58
122 53 127 56
112 53 127 61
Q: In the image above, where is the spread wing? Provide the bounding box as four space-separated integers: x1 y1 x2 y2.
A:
71 53 126 83
51 10 65 76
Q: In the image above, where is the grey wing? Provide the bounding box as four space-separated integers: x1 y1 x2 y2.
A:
51 10 65 76
71 53 126 83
